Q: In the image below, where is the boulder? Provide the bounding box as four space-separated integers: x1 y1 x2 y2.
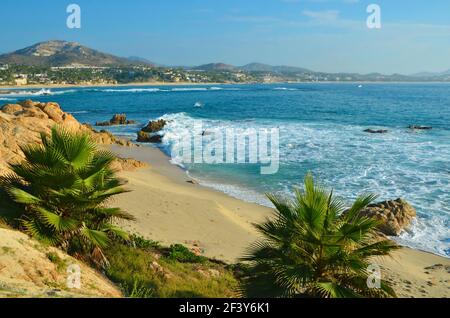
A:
40 102 65 122
141 119 166 133
1 104 23 115
408 125 432 130
137 131 163 143
0 100 136 175
19 107 49 119
96 114 136 126
364 129 388 134
350 198 417 236
18 99 37 108
85 127 135 147
110 157 148 172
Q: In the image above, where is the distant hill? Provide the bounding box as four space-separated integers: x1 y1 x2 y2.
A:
192 63 237 71
0 40 150 67
190 62 313 74
411 69 450 78
240 63 311 73
128 56 157 66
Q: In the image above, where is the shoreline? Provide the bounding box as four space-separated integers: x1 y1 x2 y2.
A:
2 81 450 91
0 82 226 90
109 144 449 298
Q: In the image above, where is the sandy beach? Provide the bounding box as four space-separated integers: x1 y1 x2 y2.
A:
109 144 449 298
109 145 274 263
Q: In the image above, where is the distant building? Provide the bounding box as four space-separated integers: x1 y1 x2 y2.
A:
14 77 28 85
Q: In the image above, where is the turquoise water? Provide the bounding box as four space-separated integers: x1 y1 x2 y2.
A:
1 83 449 257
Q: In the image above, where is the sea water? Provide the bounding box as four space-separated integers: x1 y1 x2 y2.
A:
1 83 449 257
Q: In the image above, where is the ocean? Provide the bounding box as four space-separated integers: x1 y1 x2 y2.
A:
1 83 449 257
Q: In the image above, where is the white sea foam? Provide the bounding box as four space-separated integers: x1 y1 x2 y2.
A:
196 179 273 207
0 88 76 97
67 111 89 114
171 88 208 92
99 88 165 93
50 89 77 95
274 87 298 91
151 112 450 257
91 87 224 93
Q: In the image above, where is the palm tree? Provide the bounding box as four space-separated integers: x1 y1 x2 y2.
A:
0 126 134 265
240 174 398 298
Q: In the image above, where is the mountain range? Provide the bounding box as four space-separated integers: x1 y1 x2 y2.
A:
189 62 312 74
0 40 449 81
0 41 150 67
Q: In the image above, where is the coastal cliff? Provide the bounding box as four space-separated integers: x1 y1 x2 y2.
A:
0 100 143 175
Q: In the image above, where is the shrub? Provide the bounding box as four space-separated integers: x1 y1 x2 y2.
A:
0 126 134 266
240 174 399 298
166 244 207 263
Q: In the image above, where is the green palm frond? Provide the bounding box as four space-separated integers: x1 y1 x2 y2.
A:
342 193 378 222
50 126 96 169
81 226 110 248
21 218 61 245
240 173 398 298
102 224 130 240
35 207 78 232
311 282 361 298
8 188 42 205
354 239 400 257
0 126 132 265
95 207 135 221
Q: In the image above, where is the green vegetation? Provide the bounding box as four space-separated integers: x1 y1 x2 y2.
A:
121 279 154 298
129 233 160 249
167 244 208 264
240 174 399 298
46 251 67 271
0 64 251 86
105 236 239 298
0 125 399 298
0 127 133 266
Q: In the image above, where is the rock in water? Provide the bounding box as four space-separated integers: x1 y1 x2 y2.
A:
364 129 388 134
141 119 166 133
96 113 136 126
408 125 432 130
350 198 417 236
137 131 163 143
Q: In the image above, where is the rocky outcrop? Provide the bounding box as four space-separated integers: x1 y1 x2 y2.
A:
0 227 122 298
111 157 149 172
409 125 432 130
96 114 136 126
364 129 388 134
137 131 163 143
0 100 138 175
136 119 166 143
350 198 417 236
141 119 166 133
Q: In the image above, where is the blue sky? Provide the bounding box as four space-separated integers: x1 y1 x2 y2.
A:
0 0 449 74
